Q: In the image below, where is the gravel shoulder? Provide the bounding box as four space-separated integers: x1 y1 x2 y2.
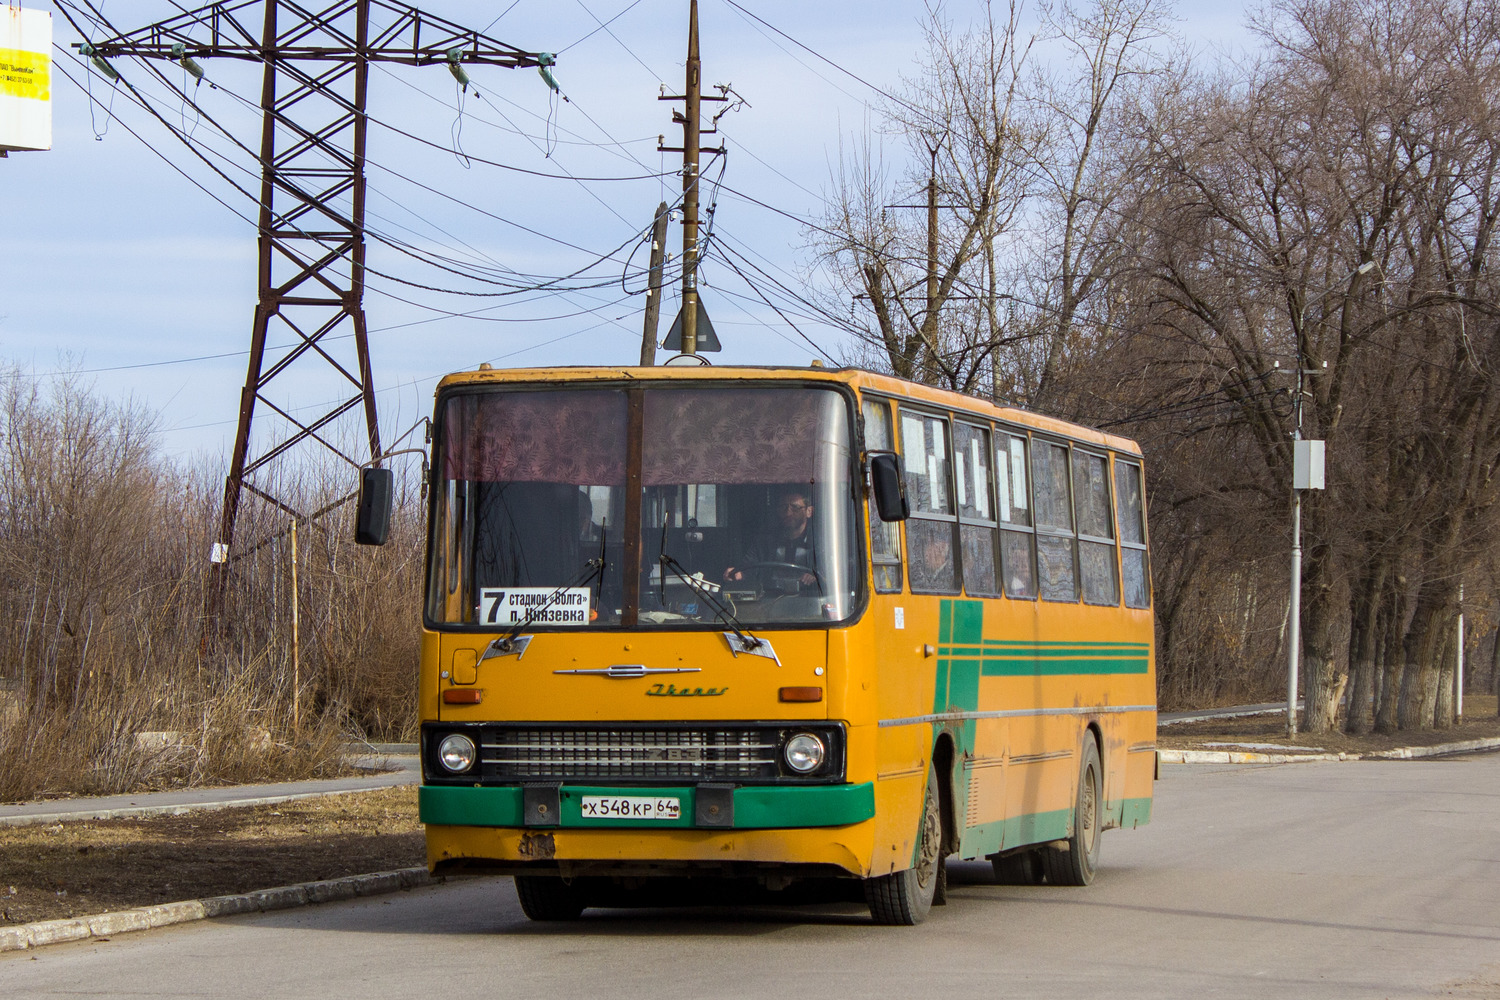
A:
1 786 422 926
1157 694 1500 756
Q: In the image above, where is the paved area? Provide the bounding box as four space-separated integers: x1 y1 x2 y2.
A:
5 754 1499 999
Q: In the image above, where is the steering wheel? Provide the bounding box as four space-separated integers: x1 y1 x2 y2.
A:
733 561 825 595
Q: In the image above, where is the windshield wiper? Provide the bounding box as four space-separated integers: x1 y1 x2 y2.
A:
658 551 766 655
488 545 607 657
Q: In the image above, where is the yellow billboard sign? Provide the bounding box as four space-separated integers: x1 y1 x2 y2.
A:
1 7 51 153
1 47 50 101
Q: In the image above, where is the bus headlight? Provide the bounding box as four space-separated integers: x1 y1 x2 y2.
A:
784 733 826 774
437 733 477 773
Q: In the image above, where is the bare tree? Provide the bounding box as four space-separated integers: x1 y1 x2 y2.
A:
814 0 1038 390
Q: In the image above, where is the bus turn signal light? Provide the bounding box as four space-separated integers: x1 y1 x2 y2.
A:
779 687 823 703
443 688 484 705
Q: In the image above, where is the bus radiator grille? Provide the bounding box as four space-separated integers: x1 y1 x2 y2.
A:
479 727 781 782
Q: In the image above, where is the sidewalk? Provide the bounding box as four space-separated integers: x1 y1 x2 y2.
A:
0 754 418 828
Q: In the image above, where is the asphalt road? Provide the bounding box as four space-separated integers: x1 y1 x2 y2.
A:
5 754 1499 1000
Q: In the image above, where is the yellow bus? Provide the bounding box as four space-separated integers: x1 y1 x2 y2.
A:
357 363 1156 924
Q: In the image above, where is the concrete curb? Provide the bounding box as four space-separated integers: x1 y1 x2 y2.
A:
0 777 418 829
0 867 436 954
1159 735 1500 765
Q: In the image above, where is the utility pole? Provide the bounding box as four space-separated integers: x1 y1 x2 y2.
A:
76 2 545 617
681 0 701 355
640 201 670 365
1285 260 1373 735
658 0 726 357
926 146 940 328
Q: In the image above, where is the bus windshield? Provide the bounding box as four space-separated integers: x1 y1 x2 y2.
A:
426 383 860 629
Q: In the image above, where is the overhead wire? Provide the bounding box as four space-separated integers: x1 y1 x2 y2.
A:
49 34 679 378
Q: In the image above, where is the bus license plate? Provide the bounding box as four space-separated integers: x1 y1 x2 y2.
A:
580 795 681 820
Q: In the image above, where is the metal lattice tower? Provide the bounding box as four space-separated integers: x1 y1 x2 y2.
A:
83 1 544 603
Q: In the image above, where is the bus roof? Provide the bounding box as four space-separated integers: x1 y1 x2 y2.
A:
435 364 1142 456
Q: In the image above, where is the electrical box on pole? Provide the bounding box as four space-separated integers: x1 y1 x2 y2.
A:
1293 439 1325 490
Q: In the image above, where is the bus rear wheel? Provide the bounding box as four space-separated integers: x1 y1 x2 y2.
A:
1042 736 1102 887
514 875 586 921
865 767 942 925
990 847 1044 885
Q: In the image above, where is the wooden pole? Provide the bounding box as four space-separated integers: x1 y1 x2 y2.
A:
291 520 300 735
680 0 702 354
641 201 670 365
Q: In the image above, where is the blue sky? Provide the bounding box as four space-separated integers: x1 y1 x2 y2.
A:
0 0 1252 466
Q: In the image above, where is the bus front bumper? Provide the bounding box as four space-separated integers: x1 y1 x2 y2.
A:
421 782 877 878
419 782 874 830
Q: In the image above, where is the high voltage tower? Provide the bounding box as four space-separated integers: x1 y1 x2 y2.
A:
77 1 547 609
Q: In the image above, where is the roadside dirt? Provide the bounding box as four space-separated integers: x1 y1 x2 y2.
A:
5 701 1498 928
1159 695 1500 755
0 786 423 926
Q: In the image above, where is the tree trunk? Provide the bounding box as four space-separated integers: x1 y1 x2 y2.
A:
1434 621 1455 729
1375 585 1408 735
1398 597 1444 731
1493 626 1500 716
1344 559 1388 734
1299 498 1344 733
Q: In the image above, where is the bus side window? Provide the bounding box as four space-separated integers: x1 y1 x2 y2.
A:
1032 440 1078 602
955 422 999 597
1073 449 1120 606
862 399 904 593
900 410 959 595
996 433 1036 599
1115 459 1151 609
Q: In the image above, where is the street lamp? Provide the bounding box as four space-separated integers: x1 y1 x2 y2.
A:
1286 260 1376 736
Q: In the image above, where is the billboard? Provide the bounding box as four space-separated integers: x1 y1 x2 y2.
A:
1 6 51 153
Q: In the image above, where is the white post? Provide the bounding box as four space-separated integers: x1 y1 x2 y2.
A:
1287 490 1302 736
1456 583 1464 721
1284 262 1372 738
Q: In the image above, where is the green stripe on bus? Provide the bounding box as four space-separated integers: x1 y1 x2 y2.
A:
1120 797 1153 829
981 639 1150 649
956 797 1154 857
418 782 875 830
979 658 1149 676
943 645 1148 658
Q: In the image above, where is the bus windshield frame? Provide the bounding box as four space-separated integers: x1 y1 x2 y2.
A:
423 380 866 633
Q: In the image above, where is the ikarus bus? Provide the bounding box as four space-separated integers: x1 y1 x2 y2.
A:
355 363 1157 924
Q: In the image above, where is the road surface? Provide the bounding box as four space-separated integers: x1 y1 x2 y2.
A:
5 753 1498 999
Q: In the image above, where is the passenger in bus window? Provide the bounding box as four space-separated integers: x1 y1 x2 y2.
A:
724 487 818 590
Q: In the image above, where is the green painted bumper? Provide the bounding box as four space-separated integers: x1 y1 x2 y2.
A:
419 782 875 830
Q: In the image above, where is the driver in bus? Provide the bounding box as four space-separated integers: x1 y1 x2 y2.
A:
723 487 818 591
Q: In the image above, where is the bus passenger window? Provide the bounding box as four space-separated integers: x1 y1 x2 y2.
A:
862 399 903 593
997 433 1036 599
955 422 998 597
1073 450 1119 606
1116 459 1150 609
900 411 958 594
1033 441 1078 602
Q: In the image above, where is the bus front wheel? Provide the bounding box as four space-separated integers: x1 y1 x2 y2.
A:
864 767 942 925
514 875 586 921
1042 736 1102 886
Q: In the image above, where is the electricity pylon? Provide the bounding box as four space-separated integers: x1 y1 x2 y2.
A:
80 1 546 612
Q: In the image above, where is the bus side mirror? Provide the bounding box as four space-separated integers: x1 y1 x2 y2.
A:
869 453 909 522
355 467 393 546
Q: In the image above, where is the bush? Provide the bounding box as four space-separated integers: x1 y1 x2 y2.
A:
0 372 421 802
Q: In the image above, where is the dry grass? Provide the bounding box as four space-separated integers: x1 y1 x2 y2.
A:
0 787 424 925
0 372 423 803
1160 695 1500 755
